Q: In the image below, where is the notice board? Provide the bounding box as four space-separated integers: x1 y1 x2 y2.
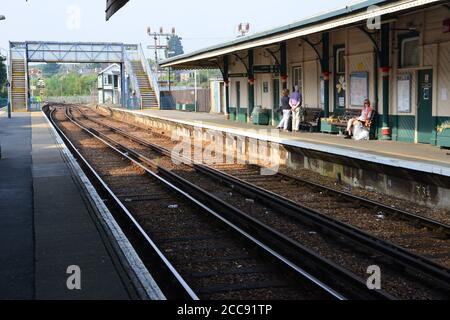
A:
397 74 411 113
350 72 369 107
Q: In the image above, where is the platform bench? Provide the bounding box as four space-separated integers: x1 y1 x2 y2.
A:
299 107 323 132
321 109 377 139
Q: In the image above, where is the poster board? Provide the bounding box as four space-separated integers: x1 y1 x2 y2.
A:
397 74 411 113
350 72 369 107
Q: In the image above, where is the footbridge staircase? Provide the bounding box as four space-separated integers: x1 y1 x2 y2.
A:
7 41 160 111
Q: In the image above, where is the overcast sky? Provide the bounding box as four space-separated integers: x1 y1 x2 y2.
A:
0 0 357 58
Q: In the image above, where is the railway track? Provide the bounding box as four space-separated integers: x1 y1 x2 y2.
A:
61 105 450 299
80 106 450 260
47 105 388 300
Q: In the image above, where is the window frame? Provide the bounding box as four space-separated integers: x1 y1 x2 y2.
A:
291 66 303 94
336 48 346 74
399 36 420 68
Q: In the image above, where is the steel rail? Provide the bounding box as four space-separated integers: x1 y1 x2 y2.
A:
274 171 450 237
48 107 199 301
74 107 450 295
65 107 366 300
69 107 394 300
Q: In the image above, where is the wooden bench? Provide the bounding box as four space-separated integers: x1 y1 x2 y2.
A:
298 107 323 132
333 109 363 131
322 108 377 139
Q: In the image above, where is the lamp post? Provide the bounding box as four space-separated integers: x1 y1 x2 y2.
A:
6 80 11 118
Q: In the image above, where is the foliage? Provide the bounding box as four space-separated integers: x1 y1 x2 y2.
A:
0 56 7 98
41 63 62 77
30 72 97 97
168 69 222 88
166 35 184 58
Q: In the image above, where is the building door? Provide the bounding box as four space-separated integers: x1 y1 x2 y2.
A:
417 69 433 144
273 78 280 124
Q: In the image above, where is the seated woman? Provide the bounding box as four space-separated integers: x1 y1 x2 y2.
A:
344 99 373 138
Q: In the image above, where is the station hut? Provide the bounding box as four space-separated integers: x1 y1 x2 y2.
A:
98 64 122 105
160 0 450 148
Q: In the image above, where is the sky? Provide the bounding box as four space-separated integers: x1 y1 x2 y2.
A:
0 0 358 59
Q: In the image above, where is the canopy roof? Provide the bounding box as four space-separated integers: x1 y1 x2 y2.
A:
106 0 129 21
160 0 443 69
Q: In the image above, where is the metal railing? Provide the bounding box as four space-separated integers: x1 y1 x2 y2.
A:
127 97 142 110
123 50 142 107
138 43 160 107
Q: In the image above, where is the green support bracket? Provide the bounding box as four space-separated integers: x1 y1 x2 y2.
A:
248 49 255 118
223 55 230 116
280 42 288 90
380 23 391 140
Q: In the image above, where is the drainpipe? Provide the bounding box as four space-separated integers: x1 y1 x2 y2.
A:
247 49 255 122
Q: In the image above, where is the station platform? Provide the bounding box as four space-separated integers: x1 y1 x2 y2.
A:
0 111 144 300
129 109 450 177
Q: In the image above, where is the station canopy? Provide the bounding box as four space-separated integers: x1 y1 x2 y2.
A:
159 0 445 70
106 0 129 21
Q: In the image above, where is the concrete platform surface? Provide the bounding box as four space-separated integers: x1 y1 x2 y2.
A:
130 109 450 177
0 112 137 300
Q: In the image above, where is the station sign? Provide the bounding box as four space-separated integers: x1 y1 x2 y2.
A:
228 73 248 78
253 65 280 74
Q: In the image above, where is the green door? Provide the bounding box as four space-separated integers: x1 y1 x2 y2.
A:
417 70 433 144
273 78 280 124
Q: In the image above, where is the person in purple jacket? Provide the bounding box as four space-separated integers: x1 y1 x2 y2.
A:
290 85 303 132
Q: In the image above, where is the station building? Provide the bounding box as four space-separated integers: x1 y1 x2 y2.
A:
160 0 450 148
97 64 122 105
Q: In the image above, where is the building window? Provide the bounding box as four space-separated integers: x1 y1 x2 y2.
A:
104 74 113 85
400 37 420 68
336 48 345 74
292 66 303 93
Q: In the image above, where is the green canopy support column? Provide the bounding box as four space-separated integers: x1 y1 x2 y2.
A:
322 32 331 119
380 23 391 140
247 49 255 121
223 55 231 117
280 41 288 90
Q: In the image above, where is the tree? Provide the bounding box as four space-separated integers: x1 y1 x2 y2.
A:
42 63 61 77
0 56 7 98
166 35 184 58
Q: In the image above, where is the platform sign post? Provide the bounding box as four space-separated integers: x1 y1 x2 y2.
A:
6 80 11 118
